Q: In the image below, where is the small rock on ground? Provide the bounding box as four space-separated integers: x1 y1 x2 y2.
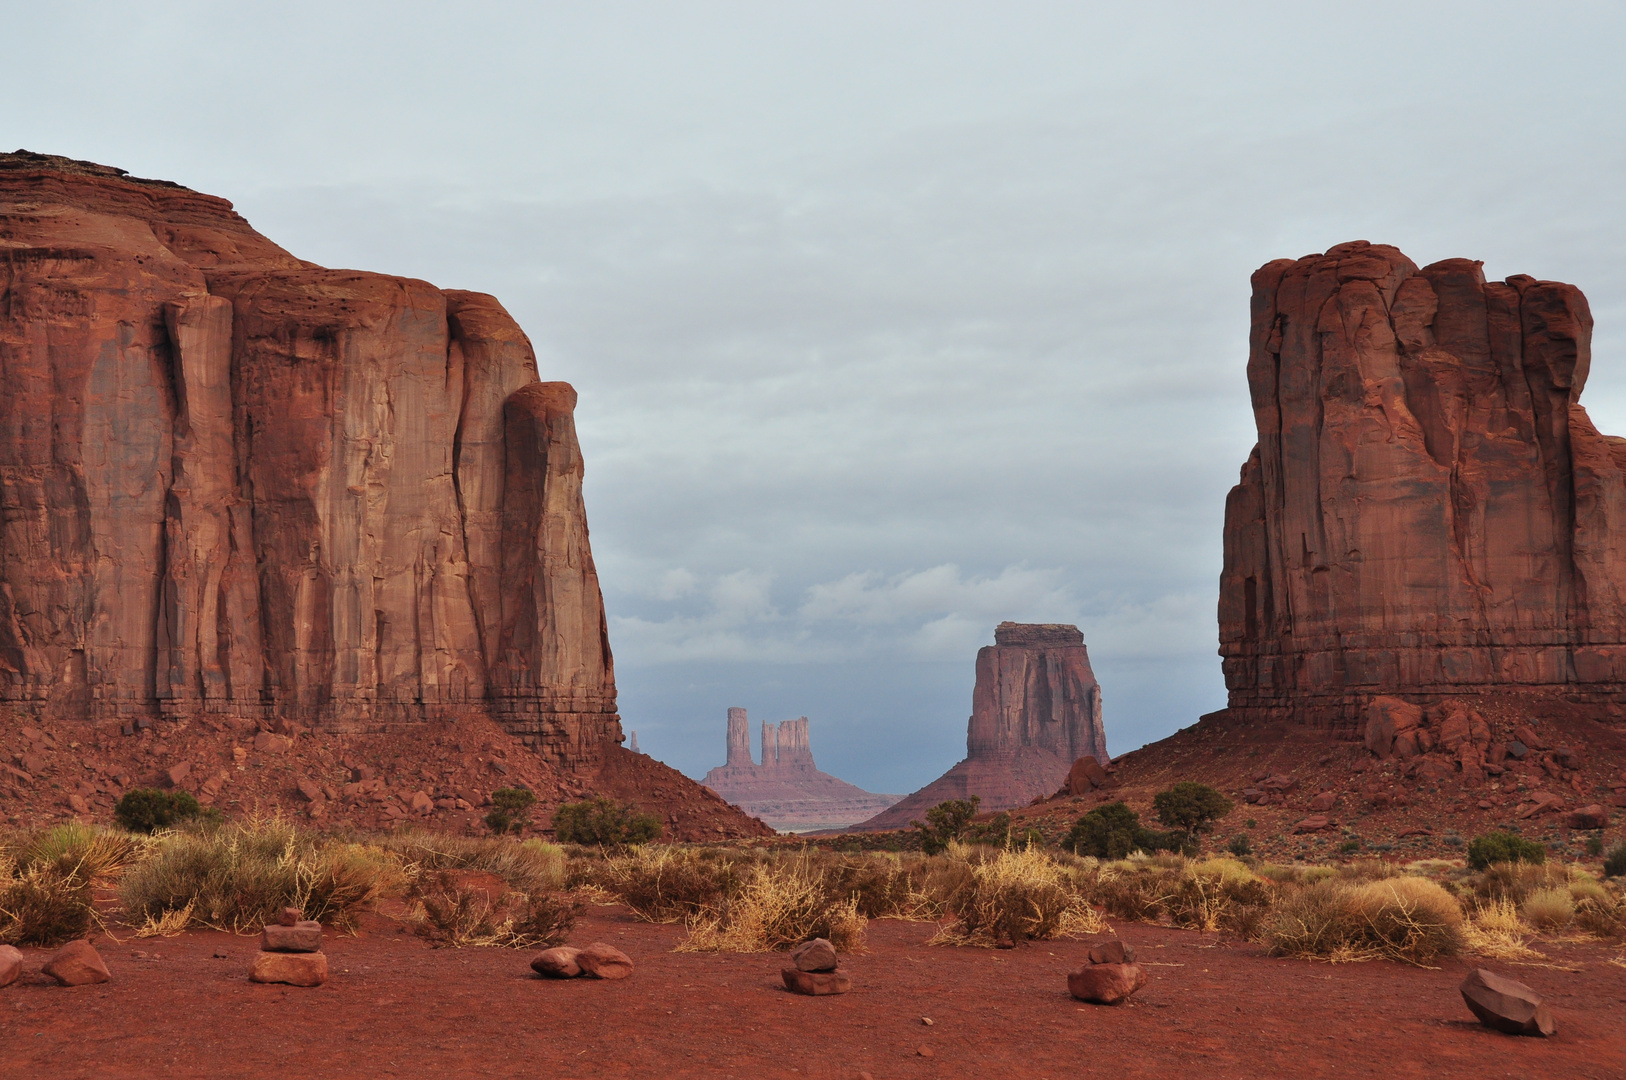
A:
42 940 111 986
250 950 328 987
531 947 584 978
1460 969 1555 1037
1087 940 1136 965
0 944 22 987
782 968 852 996
261 922 324 953
1068 962 1147 1005
792 938 838 972
575 942 633 980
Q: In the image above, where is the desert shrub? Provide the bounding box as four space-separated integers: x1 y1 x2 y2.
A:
822 853 939 920
1268 876 1462 965
1165 858 1273 938
484 787 537 835
1604 842 1626 879
593 847 747 922
1574 894 1626 940
0 867 93 946
1465 859 1567 905
1568 876 1610 905
1065 802 1190 859
1520 887 1575 930
912 798 981 856
114 788 209 834
1267 879 1357 960
0 823 144 946
964 811 1012 848
1586 834 1605 857
677 855 866 953
1467 831 1546 871
1153 782 1234 840
929 846 1106 947
1338 839 1362 855
407 868 578 948
118 818 393 931
1460 897 1538 960
1226 834 1253 858
1336 859 1401 883
553 796 662 848
379 832 566 895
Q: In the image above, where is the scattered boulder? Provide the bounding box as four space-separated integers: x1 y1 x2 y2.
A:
1292 815 1332 834
531 947 584 978
1309 791 1337 812
1066 756 1110 796
261 921 324 953
295 778 324 803
1087 940 1136 965
250 951 328 987
781 968 852 996
1460 969 1555 1037
1513 725 1547 752
791 938 838 973
409 790 434 813
0 944 22 988
575 942 634 980
1068 962 1147 1005
42 940 111 986
1563 804 1608 830
1364 697 1423 758
165 762 192 788
1516 792 1566 819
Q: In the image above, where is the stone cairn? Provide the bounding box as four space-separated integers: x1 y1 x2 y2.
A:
251 907 328 987
1067 940 1146 1005
530 942 635 980
781 937 850 996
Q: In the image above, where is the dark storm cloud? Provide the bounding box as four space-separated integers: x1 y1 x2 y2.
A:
8 2 1624 789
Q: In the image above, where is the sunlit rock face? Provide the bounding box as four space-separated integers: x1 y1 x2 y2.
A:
0 151 617 767
1220 241 1626 733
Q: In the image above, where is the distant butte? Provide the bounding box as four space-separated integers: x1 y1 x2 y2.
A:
852 622 1108 831
701 709 899 832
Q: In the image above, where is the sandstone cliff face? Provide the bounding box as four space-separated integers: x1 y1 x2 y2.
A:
1220 241 1626 733
854 622 1107 830
0 152 618 767
701 709 899 832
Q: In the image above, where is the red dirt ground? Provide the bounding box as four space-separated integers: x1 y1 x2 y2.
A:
3 905 1622 1079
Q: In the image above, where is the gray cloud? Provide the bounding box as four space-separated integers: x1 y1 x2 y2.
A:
8 2 1625 789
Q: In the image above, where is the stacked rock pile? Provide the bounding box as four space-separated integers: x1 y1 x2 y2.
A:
781 937 850 996
250 907 328 987
1068 940 1146 1005
530 942 634 980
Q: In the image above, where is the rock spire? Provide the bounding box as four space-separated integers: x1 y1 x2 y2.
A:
701 709 899 832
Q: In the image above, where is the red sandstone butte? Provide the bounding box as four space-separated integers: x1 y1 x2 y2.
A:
0 152 615 766
1219 241 1626 733
701 709 899 832
854 623 1108 830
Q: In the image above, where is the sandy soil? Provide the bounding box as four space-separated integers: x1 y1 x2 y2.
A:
3 905 1623 1080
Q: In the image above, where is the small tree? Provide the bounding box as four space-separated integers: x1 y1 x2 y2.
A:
114 788 206 834
484 786 537 835
1065 801 1144 859
1153 782 1234 841
911 797 981 855
1466 830 1547 871
552 796 662 847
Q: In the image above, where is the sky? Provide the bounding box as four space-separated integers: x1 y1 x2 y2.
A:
8 2 1625 794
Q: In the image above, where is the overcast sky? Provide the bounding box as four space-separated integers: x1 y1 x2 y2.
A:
9 3 1625 793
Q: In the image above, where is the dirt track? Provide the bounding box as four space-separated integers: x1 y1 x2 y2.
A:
3 905 1623 1079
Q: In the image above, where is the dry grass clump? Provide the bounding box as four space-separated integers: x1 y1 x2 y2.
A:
1268 875 1463 966
928 846 1107 947
0 823 144 946
406 869 578 948
589 846 751 923
1162 858 1274 937
118 818 394 932
380 831 566 895
1574 894 1626 941
1461 897 1540 960
1520 887 1575 930
677 855 866 953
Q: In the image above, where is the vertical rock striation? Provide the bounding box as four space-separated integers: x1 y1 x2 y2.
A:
1220 241 1626 733
0 152 619 767
853 622 1107 830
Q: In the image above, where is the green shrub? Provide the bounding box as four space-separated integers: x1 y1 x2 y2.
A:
1065 802 1190 858
1226 834 1253 858
1339 839 1362 855
1585 834 1604 857
1604 843 1626 879
912 797 981 856
1153 782 1234 839
552 796 662 847
114 788 208 834
484 787 538 835
1467 831 1547 871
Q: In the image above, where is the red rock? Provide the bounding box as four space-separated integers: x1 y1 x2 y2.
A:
260 922 323 953
782 968 852 996
1087 940 1136 965
791 938 838 973
856 624 1108 828
1486 742 1508 765
295 778 324 803
1220 243 1626 728
1513 726 1547 751
575 942 633 980
1516 792 1566 819
409 791 434 813
701 711 899 831
1417 759 1456 782
276 907 301 927
165 762 191 788
1437 710 1473 754
252 733 291 755
66 794 89 814
1563 804 1608 829
1064 755 1112 796
1460 969 1555 1036
1067 962 1147 1004
1309 792 1337 812
530 947 583 978
42 940 110 986
1392 732 1420 759
1292 815 1332 833
250 951 327 987
0 944 22 987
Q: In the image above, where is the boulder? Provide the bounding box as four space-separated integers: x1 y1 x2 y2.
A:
295 778 324 803
1067 963 1147 1005
1066 755 1111 795
261 921 324 953
791 938 839 973
1393 732 1420 759
42 940 111 986
1292 815 1332 833
250 951 328 987
530 946 584 978
1513 726 1547 752
0 944 22 988
782 968 852 996
1563 804 1608 829
1460 969 1555 1036
575 942 633 980
409 790 434 813
165 762 191 788
1437 709 1472 754
1309 791 1338 812
1516 792 1566 819
1086 940 1136 965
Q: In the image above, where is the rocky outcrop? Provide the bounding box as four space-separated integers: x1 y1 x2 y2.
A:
701 709 899 832
1220 242 1626 734
853 622 1107 830
0 152 617 767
